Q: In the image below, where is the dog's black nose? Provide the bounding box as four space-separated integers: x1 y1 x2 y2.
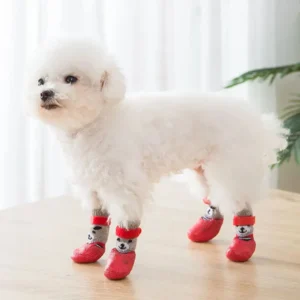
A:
240 227 245 233
40 90 54 101
120 243 125 249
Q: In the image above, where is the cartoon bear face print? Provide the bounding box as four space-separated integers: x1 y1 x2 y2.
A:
116 237 137 253
87 226 102 243
236 225 253 237
206 207 214 218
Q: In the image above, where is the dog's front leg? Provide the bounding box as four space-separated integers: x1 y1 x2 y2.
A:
104 220 142 280
99 180 146 280
71 191 110 264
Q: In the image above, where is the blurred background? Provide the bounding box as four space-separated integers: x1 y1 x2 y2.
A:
0 0 299 210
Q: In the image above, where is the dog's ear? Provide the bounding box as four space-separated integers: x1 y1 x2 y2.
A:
100 61 126 105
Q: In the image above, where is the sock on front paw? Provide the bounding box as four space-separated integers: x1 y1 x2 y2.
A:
188 198 223 242
226 214 256 262
104 225 141 280
71 211 110 264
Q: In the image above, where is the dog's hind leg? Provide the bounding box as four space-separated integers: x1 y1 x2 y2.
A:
71 191 110 264
187 166 224 242
202 154 261 261
226 203 256 262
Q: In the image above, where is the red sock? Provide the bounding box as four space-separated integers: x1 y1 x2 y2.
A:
226 215 256 262
188 199 223 242
104 226 142 280
71 216 110 264
188 218 223 242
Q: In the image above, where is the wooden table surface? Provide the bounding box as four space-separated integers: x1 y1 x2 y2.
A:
0 186 300 300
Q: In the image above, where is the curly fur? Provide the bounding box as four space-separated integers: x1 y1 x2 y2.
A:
25 38 288 227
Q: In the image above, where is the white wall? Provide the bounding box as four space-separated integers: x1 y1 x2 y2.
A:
275 0 300 192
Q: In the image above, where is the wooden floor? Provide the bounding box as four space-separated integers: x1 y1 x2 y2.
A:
0 185 300 300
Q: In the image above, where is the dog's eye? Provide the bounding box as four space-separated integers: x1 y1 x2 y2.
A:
65 75 78 84
38 78 45 86
117 238 121 242
128 239 133 243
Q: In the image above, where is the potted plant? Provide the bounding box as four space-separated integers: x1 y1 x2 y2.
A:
226 63 300 167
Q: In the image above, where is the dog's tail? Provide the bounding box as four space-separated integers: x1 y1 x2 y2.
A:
261 113 288 166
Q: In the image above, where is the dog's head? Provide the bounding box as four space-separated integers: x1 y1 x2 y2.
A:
25 38 126 132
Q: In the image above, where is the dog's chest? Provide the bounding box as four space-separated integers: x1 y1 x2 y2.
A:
59 134 110 188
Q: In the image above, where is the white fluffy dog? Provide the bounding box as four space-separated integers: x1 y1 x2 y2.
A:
25 37 287 279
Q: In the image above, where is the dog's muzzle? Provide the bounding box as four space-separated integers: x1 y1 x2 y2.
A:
40 90 60 110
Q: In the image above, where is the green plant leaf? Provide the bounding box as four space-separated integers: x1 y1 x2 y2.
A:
288 99 300 104
225 62 300 88
283 113 300 131
293 138 300 164
275 112 300 166
280 109 300 120
282 105 300 112
269 73 277 84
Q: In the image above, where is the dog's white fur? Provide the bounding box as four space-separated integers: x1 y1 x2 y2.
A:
25 38 287 227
